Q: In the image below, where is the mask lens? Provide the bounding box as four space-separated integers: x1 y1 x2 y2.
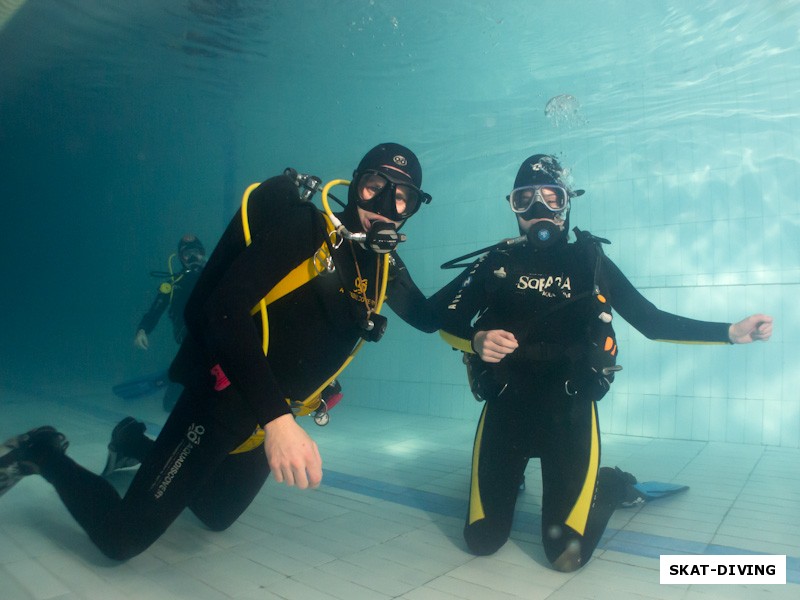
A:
509 185 568 213
393 184 421 218
357 172 389 205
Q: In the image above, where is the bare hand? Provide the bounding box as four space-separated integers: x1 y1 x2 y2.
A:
472 330 519 363
263 414 322 489
134 329 149 350
728 314 773 344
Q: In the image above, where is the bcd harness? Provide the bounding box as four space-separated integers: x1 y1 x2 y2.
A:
441 227 620 402
231 179 390 453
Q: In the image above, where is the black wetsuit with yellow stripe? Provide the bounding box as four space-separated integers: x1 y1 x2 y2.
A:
36 174 435 560
433 235 730 570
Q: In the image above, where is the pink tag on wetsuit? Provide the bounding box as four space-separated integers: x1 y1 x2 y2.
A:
210 364 231 391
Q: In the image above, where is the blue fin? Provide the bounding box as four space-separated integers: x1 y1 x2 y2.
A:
633 481 689 501
112 371 169 399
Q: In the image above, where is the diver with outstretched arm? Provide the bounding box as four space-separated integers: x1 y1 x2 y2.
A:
431 153 772 573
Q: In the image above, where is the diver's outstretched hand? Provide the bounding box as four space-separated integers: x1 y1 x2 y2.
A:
728 314 773 344
263 413 322 489
473 329 519 363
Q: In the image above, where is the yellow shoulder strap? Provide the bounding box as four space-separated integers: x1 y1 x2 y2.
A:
240 182 336 356
231 181 390 451
255 214 336 309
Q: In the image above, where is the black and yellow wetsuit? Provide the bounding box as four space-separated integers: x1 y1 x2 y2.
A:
432 235 731 570
36 174 435 560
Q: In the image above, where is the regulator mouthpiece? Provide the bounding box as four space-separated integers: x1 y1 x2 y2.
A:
527 221 562 249
347 222 406 253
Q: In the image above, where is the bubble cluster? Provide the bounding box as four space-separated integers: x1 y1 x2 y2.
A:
545 94 585 128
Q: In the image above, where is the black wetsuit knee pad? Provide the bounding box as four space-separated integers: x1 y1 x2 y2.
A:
463 520 510 556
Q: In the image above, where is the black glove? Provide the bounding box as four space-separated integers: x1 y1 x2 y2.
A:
564 358 620 402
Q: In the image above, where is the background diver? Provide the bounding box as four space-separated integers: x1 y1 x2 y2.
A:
132 233 206 411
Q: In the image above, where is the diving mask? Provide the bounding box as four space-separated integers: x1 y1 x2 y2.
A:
180 248 205 270
355 170 431 221
509 185 571 249
508 185 570 217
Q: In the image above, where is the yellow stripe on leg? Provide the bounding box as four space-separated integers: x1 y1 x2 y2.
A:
468 405 488 525
564 402 600 535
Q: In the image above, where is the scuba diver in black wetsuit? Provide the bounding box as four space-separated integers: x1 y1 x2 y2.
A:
432 154 773 572
133 234 206 411
135 234 206 349
0 143 438 560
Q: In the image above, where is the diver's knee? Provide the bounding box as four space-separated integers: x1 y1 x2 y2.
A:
196 512 236 532
544 525 586 572
550 540 584 572
97 538 148 562
203 521 230 532
464 521 509 556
